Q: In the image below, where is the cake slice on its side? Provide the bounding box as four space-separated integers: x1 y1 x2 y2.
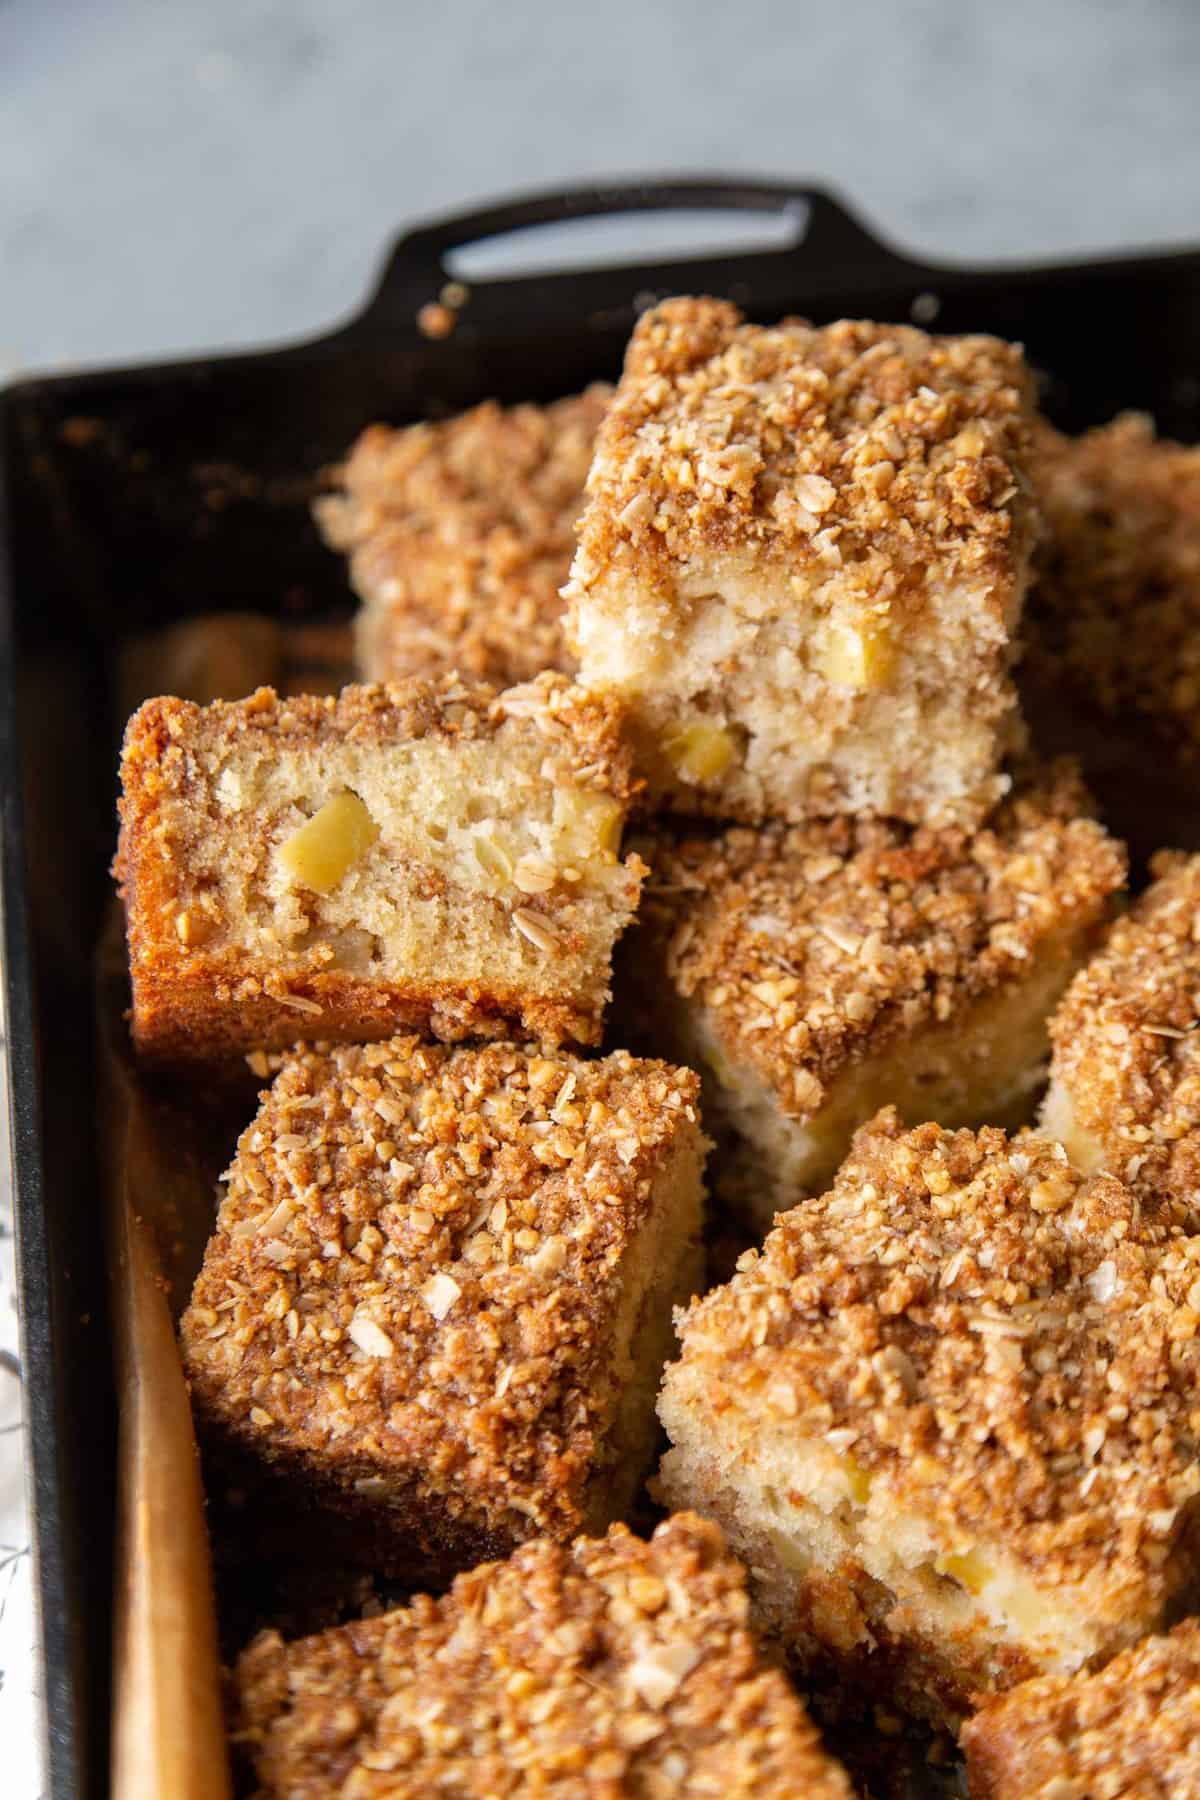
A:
181 1038 707 1586
962 1619 1200 1800
657 1111 1200 1731
315 388 610 687
623 760 1123 1232
567 298 1037 829
116 673 643 1064
233 1514 853 1800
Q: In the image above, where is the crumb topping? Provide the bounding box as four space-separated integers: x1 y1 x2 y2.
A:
316 389 610 685
118 670 638 810
963 1618 1200 1798
1027 414 1200 757
1050 850 1200 1220
568 298 1036 615
180 1038 700 1541
232 1513 851 1798
665 1111 1200 1596
640 761 1124 1116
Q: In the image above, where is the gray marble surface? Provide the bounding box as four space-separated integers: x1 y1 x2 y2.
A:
2 2 1199 1793
4 0 1200 375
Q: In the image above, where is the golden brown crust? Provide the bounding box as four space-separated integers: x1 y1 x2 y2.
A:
116 673 641 1063
124 959 572 1068
232 1514 852 1799
180 1038 703 1565
962 1619 1200 1799
663 1111 1200 1603
1048 850 1200 1224
568 298 1037 617
316 389 610 686
1025 414 1200 762
639 760 1124 1118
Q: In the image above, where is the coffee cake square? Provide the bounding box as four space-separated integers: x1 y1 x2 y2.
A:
1022 414 1200 859
658 1111 1200 1730
315 388 609 688
181 1038 706 1584
116 673 643 1063
627 761 1123 1232
962 1619 1200 1800
1043 848 1200 1231
566 298 1037 828
233 1514 852 1799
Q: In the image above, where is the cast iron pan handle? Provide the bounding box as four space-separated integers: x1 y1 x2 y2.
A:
349 176 928 344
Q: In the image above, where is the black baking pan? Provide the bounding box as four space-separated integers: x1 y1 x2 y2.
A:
5 174 1200 1797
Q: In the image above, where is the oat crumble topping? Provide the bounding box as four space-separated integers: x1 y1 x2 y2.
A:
568 298 1036 615
664 1110 1200 1597
233 1513 852 1798
180 1038 701 1544
118 670 636 804
640 761 1123 1118
1026 413 1200 759
316 389 610 686
116 670 644 1058
1049 849 1200 1222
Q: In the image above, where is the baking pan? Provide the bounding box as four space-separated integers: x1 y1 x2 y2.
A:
5 174 1200 1797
